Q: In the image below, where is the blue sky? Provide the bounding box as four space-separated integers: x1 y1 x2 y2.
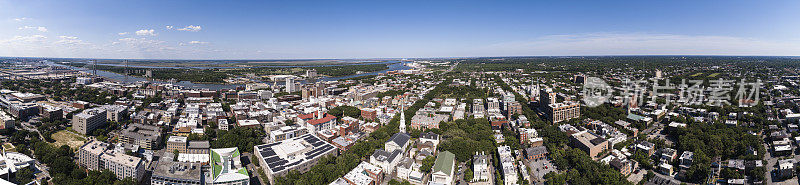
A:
1 0 799 59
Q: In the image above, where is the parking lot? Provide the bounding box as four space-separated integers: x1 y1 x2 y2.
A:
529 158 556 180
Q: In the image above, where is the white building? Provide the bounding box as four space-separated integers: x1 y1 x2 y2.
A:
430 151 456 185
473 152 490 182
330 161 383 185
0 149 36 177
487 98 501 113
395 157 424 184
73 108 108 135
246 83 270 91
498 146 518 185
78 140 145 182
371 147 403 172
208 147 249 185
100 149 146 181
386 132 411 152
100 104 128 122
306 69 317 79
255 134 337 184
218 119 229 131
286 78 296 93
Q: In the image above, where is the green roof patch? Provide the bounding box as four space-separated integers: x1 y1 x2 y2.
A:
432 151 455 176
211 150 221 163
213 164 222 178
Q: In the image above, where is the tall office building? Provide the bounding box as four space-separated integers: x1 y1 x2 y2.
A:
539 88 556 106
285 77 296 93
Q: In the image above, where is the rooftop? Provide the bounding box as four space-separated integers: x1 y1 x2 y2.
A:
100 149 142 168
432 151 455 176
387 132 410 147
255 134 336 174
153 154 203 181
572 131 607 147
209 147 249 183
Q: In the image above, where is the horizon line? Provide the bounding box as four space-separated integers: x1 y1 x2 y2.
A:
2 54 800 61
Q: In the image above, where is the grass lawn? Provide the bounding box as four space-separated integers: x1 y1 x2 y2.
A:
51 130 87 149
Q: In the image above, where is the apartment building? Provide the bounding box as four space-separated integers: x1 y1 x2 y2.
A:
570 131 609 160
79 140 145 182
100 149 146 181
100 104 128 122
119 123 162 150
166 136 210 154
545 101 580 123
73 108 107 135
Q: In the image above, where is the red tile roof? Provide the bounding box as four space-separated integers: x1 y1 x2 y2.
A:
491 120 508 127
299 112 319 120
308 114 337 125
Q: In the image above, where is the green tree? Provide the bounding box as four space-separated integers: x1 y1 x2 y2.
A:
464 167 474 182
13 167 34 184
211 127 265 153
328 106 362 119
421 156 435 173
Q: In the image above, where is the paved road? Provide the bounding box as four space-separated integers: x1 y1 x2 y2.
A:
243 153 266 185
765 140 776 184
763 133 800 184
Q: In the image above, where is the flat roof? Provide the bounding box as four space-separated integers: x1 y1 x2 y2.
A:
255 134 336 174
100 149 142 168
153 156 203 181
80 140 108 156
168 136 188 143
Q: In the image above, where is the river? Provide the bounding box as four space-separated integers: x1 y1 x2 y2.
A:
53 61 412 90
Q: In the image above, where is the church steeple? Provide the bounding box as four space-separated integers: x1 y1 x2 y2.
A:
399 104 406 133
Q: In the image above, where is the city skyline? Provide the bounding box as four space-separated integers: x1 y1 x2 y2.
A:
1 0 800 59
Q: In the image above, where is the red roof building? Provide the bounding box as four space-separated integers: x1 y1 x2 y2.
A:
307 114 337 131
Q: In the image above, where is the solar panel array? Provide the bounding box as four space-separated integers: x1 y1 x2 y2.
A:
256 134 335 174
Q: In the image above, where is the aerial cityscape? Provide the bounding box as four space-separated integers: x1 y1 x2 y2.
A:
1 1 799 185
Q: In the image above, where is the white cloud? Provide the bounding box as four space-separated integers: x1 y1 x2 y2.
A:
5 31 800 60
7 35 47 43
55 36 87 45
479 33 800 56
0 33 218 59
13 17 29 22
118 37 164 45
166 25 173 30
176 25 202 32
135 29 156 36
18 26 48 32
59 36 78 40
118 32 129 36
